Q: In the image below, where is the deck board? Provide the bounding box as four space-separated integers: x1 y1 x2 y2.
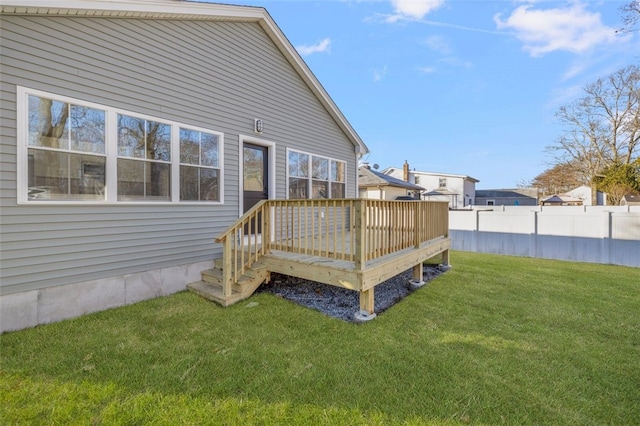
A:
261 236 450 292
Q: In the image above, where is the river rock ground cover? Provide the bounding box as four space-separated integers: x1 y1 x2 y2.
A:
256 265 444 321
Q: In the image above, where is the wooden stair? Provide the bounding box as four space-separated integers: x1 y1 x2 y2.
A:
187 258 269 307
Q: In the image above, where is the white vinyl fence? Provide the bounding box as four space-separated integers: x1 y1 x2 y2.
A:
449 206 640 267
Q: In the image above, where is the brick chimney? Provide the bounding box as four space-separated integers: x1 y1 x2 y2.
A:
403 160 409 182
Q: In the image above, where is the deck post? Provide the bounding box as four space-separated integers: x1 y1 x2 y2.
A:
355 288 377 322
263 202 271 255
439 249 452 271
222 237 233 297
409 262 425 289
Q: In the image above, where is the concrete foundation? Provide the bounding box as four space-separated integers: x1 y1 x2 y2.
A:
354 309 377 322
408 279 426 290
0 260 212 333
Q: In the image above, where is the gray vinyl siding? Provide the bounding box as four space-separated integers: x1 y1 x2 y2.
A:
0 15 358 295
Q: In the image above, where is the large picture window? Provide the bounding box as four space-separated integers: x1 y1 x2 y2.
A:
287 149 346 199
19 88 223 204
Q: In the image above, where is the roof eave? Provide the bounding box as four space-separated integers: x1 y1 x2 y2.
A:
256 12 368 155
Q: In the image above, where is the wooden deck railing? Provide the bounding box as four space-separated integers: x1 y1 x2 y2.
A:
215 199 449 294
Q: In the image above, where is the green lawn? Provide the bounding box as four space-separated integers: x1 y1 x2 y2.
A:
1 252 638 425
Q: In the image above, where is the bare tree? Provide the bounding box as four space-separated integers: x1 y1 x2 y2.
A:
619 1 640 32
531 161 587 196
547 64 640 183
32 98 69 149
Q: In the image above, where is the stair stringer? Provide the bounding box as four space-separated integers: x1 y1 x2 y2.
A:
187 260 269 307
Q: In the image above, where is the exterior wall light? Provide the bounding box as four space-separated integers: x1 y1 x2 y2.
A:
254 118 263 134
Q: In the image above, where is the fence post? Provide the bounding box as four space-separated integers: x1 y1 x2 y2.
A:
601 211 612 265
474 209 480 252
529 211 538 257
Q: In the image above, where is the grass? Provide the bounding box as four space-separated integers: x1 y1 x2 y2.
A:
1 251 639 425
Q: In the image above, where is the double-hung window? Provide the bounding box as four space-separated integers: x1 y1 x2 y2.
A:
330 160 346 198
179 128 220 201
287 149 346 199
27 95 107 201
19 87 223 204
117 114 171 201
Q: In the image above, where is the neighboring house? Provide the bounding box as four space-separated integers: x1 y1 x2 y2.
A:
382 162 479 208
0 0 369 332
565 185 593 205
475 188 539 206
564 185 608 206
358 164 424 200
621 193 640 206
540 195 583 206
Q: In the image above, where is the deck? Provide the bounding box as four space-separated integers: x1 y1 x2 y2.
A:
188 199 451 320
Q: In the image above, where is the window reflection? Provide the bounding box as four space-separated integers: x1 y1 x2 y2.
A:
118 114 170 161
27 94 106 200
117 158 170 201
179 128 220 201
24 90 222 204
288 150 345 200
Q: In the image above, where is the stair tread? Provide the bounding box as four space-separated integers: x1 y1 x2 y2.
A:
213 257 268 270
187 280 244 306
203 266 266 284
190 258 270 307
202 269 257 283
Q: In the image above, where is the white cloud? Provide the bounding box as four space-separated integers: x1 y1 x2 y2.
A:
418 66 436 74
296 38 331 56
562 63 586 81
438 56 472 69
386 0 445 23
423 35 451 54
373 65 388 82
546 84 584 110
494 2 621 57
417 56 473 76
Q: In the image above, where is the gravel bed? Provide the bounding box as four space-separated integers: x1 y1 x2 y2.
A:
256 265 444 322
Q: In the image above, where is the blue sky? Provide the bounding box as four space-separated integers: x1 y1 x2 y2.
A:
209 0 637 188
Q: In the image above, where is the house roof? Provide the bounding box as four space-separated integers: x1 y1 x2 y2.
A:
358 166 425 191
541 194 583 204
622 193 640 204
424 188 458 196
0 0 369 156
381 166 479 183
476 188 539 199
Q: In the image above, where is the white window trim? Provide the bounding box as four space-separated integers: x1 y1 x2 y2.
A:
17 86 224 205
285 148 347 200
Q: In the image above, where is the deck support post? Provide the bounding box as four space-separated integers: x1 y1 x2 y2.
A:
262 204 271 255
222 238 233 297
439 249 452 271
355 287 377 322
409 262 425 289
